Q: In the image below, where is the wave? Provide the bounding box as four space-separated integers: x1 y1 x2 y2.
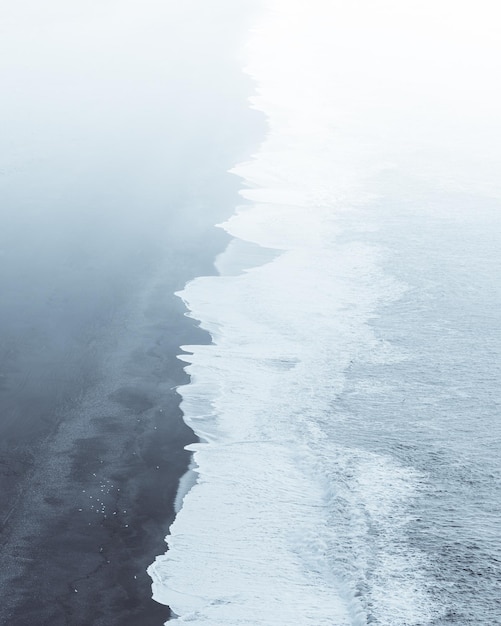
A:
148 194 435 624
149 0 501 623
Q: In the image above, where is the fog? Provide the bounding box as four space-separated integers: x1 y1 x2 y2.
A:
0 0 261 435
3 0 499 621
1 0 258 254
0 2 262 622
250 0 501 201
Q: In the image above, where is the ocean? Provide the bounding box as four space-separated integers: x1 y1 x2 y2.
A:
149 1 501 624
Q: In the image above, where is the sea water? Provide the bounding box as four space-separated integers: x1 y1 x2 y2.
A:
149 1 501 623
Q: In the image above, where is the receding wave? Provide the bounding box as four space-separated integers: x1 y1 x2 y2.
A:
149 0 501 623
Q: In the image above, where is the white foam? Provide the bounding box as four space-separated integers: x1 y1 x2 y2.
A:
149 0 501 623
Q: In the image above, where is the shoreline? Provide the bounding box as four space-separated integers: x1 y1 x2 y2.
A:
0 2 265 622
0 248 226 625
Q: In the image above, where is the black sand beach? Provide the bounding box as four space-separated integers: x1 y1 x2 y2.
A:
0 2 262 623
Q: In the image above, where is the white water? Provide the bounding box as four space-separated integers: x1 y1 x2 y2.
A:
149 1 501 623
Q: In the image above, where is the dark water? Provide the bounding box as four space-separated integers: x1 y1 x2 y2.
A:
0 1 263 623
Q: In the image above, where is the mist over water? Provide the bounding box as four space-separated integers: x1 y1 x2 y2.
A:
149 1 501 624
2 0 500 624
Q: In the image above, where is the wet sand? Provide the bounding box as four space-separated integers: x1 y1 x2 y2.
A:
0 248 218 625
0 1 263 623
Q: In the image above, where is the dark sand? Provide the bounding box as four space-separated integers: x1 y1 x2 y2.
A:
0 2 263 623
